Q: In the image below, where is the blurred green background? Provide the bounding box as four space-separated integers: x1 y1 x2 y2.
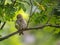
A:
0 0 60 45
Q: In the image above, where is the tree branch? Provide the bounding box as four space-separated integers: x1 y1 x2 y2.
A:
0 22 6 30
0 24 60 41
27 0 33 27
46 24 60 28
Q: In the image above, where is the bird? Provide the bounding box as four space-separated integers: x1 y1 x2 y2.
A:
15 14 27 35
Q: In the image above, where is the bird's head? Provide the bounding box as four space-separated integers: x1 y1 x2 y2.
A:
17 14 22 19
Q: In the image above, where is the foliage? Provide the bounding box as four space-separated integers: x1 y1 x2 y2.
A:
0 0 60 45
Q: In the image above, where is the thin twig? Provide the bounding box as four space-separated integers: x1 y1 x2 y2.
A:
0 22 6 30
0 24 60 41
0 21 1 23
27 7 37 27
27 0 33 27
46 14 53 24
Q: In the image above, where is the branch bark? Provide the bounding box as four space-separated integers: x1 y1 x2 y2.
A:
27 0 33 27
0 24 60 41
0 22 6 30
